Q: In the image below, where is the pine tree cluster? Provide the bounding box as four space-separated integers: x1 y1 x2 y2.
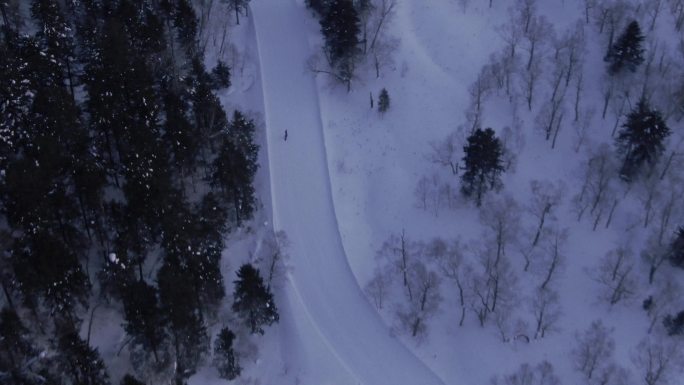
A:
0 1 270 384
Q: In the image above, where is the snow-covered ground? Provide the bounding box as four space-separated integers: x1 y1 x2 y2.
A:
187 0 684 384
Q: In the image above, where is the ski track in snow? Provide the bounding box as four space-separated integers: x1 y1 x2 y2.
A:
250 0 446 384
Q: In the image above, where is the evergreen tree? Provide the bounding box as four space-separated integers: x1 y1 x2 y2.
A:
213 327 241 380
0 308 36 380
122 280 168 365
669 227 684 268
320 0 360 90
227 111 259 224
11 233 90 321
160 194 225 314
120 374 146 385
663 310 684 336
305 0 330 16
56 328 110 385
30 0 77 95
157 253 209 385
615 98 670 181
174 0 198 53
605 20 644 75
209 111 258 226
188 57 228 150
161 85 200 184
232 264 278 335
211 60 231 90
460 128 505 206
378 88 390 113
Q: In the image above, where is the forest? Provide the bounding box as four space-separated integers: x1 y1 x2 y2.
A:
0 1 276 385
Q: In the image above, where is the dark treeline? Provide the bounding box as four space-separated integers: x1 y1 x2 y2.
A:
0 1 266 384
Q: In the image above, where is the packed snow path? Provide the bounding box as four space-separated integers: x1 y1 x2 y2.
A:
251 1 446 384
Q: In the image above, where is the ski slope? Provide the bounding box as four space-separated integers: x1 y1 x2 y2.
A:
251 1 446 384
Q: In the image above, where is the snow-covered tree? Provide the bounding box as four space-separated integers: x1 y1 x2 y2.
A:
615 98 670 181
460 128 505 206
232 264 279 335
606 20 645 75
213 327 241 380
573 320 616 381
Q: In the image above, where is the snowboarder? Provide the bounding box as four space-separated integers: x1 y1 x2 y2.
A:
284 130 288 141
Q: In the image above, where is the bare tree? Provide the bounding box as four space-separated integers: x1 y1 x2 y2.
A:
429 132 461 175
641 231 671 285
397 261 442 338
470 246 518 327
371 36 398 78
639 173 663 228
523 54 543 111
592 363 631 385
536 227 567 291
523 15 553 72
595 0 632 54
256 230 290 289
491 361 561 385
584 0 599 24
573 107 595 153
530 287 561 339
573 320 616 381
671 0 684 31
467 67 494 131
366 0 396 55
592 247 637 305
365 267 391 310
415 174 441 214
654 188 681 246
574 69 585 122
527 180 564 248
632 337 684 385
513 0 538 34
497 20 524 61
573 144 618 226
425 238 470 326
644 275 680 333
481 194 521 265
377 231 414 299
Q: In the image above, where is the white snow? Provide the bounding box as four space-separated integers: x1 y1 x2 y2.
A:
251 0 446 383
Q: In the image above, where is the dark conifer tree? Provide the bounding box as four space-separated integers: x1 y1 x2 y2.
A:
460 128 505 206
232 264 278 335
606 20 645 75
0 308 37 379
160 196 225 313
189 57 228 150
320 0 360 90
669 227 684 268
122 280 168 365
174 0 198 54
11 233 90 322
157 253 209 385
378 88 390 113
56 328 110 385
213 327 241 380
615 98 670 181
120 374 146 385
663 310 684 336
305 0 330 16
30 0 77 93
211 60 231 89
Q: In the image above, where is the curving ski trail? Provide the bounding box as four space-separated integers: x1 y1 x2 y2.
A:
251 1 446 384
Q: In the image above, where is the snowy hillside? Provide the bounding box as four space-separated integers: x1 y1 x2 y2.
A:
3 0 684 385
